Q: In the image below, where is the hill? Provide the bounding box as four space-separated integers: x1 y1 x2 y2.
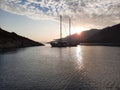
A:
0 28 44 50
66 23 120 46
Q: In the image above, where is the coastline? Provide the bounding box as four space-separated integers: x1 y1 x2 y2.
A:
79 43 120 47
0 28 44 52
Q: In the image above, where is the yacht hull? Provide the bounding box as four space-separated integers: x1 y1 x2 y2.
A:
50 42 77 47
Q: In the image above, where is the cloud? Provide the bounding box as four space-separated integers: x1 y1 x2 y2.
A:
0 0 120 28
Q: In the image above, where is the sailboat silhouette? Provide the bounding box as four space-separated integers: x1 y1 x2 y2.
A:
50 15 78 47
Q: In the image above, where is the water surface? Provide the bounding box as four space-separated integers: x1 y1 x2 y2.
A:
0 46 120 90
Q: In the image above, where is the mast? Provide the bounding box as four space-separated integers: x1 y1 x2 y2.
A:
69 17 71 44
69 17 71 36
60 15 62 39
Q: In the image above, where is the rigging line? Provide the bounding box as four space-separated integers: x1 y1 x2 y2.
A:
71 19 75 32
63 22 68 36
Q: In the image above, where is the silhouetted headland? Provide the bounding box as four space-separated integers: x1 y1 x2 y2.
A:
64 23 120 46
0 28 44 51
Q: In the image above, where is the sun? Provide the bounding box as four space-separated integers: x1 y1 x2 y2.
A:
62 26 89 37
71 27 87 34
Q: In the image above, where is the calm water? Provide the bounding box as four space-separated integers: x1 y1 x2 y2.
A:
0 45 120 90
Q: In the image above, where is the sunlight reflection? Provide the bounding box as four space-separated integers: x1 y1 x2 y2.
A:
76 45 84 70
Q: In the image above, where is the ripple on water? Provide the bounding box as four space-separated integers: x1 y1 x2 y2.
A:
0 46 120 90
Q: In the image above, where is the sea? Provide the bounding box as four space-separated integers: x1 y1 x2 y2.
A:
0 45 120 90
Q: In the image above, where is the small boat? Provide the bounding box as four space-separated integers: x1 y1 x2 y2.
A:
50 15 78 47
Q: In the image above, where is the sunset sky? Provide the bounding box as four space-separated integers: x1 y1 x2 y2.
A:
0 0 120 42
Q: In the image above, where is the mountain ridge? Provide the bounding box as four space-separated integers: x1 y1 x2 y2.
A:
0 28 44 50
65 23 120 46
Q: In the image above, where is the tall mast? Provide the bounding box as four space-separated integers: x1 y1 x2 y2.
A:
60 15 62 39
69 17 71 36
69 17 71 44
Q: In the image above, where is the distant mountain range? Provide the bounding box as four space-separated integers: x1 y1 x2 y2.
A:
0 28 44 50
66 23 120 46
1 23 120 50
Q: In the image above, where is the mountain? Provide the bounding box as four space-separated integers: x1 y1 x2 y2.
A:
66 23 120 46
0 28 44 50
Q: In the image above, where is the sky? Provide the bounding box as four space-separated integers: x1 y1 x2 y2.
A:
0 0 120 42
